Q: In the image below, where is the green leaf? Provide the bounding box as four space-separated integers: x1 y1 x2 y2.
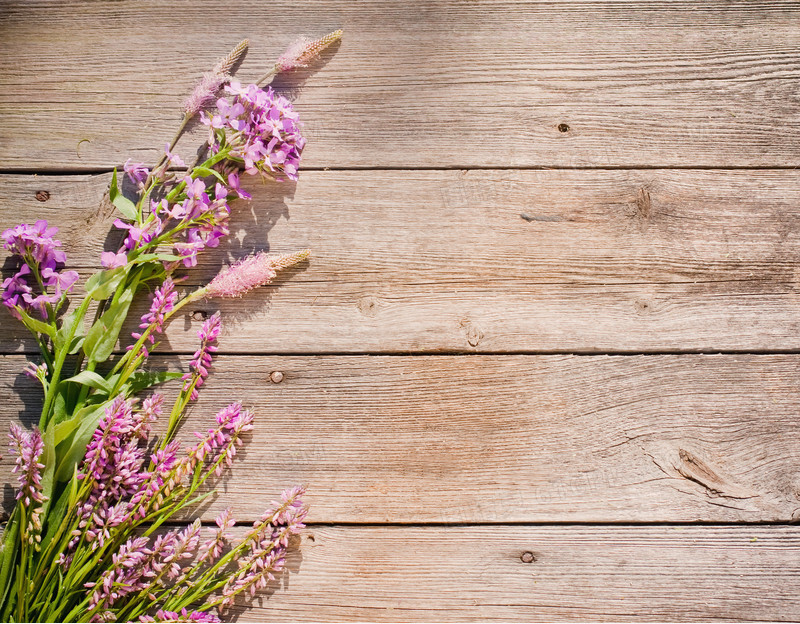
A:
54 306 83 351
39 424 57 519
62 370 113 393
52 390 68 424
131 252 182 264
109 168 120 202
113 193 138 221
83 287 134 362
127 370 183 394
84 267 127 301
39 469 73 551
0 508 20 610
68 335 85 355
192 166 225 182
17 308 56 339
54 402 109 482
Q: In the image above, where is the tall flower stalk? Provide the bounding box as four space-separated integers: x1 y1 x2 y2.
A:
0 32 338 622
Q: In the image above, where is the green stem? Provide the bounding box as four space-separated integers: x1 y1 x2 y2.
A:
39 296 92 429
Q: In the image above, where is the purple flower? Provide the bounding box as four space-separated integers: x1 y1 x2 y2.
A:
2 220 66 266
76 397 150 548
86 535 151 611
141 609 221 623
8 423 46 543
201 83 305 181
101 251 128 269
197 507 235 565
187 402 254 477
220 486 306 610
114 217 163 251
164 143 186 168
8 423 45 505
123 159 150 187
130 278 178 356
1 221 76 319
225 172 251 200
182 312 221 400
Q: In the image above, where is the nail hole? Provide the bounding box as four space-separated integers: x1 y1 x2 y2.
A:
270 371 285 384
520 551 536 563
557 123 570 133
191 310 208 321
35 190 50 202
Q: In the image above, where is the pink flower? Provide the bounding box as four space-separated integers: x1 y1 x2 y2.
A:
205 249 310 299
101 251 127 269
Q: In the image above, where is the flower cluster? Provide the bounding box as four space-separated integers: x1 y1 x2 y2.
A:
132 278 178 356
0 31 335 623
183 312 222 400
202 82 305 181
220 486 307 610
1 221 78 319
8 423 46 543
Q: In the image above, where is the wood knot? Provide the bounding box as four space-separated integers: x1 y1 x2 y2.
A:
191 310 208 321
269 370 284 384
674 448 756 501
520 551 536 563
635 187 651 219
557 123 570 133
460 318 484 347
35 190 50 202
357 296 379 317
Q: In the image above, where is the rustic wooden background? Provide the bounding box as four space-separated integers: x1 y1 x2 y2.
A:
2 0 800 620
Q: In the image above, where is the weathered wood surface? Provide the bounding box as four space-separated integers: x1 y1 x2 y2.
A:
3 169 800 354
3 354 800 523
2 0 799 619
2 1 800 169
230 525 800 622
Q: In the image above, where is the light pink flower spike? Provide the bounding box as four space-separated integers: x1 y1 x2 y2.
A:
205 249 310 299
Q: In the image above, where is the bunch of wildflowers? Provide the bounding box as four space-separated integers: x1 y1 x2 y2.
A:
0 31 340 622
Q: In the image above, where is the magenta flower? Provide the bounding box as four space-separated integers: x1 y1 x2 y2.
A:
140 609 221 623
131 278 178 356
198 507 235 565
8 423 46 541
123 159 150 187
187 402 254 476
164 143 186 168
220 486 306 610
101 251 128 269
201 82 305 181
1 221 77 319
182 312 221 400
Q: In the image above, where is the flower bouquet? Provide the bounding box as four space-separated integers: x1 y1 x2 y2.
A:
0 31 341 623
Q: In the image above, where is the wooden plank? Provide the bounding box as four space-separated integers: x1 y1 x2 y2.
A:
3 354 800 523
2 170 800 353
2 1 800 169
223 525 800 621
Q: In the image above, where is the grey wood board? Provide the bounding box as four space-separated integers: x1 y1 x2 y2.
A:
3 354 800 523
215 525 800 622
2 1 800 169
1 170 800 353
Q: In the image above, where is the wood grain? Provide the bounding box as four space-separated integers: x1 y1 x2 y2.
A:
221 525 800 622
3 354 800 523
2 170 800 353
2 1 800 169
